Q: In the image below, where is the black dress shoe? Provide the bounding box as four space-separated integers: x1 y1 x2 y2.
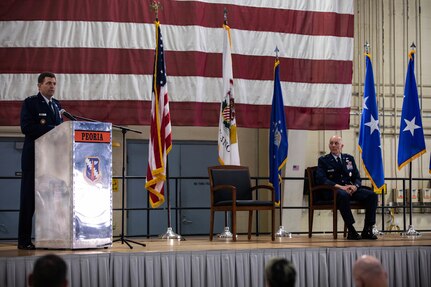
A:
361 229 378 240
17 243 36 250
347 231 362 240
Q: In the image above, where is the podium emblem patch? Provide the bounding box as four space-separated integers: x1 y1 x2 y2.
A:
84 156 101 183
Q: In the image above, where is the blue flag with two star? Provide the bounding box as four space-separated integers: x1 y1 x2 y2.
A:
269 59 288 205
358 54 384 190
398 50 426 169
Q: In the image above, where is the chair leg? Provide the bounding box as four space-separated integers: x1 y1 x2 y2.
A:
343 224 347 238
271 207 275 241
209 209 214 241
308 209 314 238
248 211 253 240
232 211 237 242
333 209 338 239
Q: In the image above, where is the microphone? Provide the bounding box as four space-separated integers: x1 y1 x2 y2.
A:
60 109 77 121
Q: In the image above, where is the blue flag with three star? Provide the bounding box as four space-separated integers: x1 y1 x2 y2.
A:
398 50 426 169
269 59 288 205
358 54 384 190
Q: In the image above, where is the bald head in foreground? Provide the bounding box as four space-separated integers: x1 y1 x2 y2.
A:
353 255 388 287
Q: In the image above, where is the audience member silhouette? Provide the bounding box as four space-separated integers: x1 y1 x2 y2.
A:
265 257 296 287
28 254 68 287
353 255 388 287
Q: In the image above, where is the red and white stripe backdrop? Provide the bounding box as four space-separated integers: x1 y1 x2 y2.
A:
0 0 353 129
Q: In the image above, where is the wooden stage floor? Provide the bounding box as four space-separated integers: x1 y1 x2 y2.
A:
1 232 431 257
2 233 431 287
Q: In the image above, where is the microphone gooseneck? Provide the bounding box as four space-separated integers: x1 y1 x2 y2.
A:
60 109 77 121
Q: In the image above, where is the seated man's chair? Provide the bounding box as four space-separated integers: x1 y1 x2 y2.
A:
306 166 366 239
208 165 275 241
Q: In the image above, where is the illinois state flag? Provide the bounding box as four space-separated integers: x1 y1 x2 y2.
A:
218 24 240 165
269 59 288 205
398 50 426 170
146 21 173 208
358 54 384 190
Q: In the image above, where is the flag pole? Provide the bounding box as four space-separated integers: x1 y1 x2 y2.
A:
362 42 383 237
159 156 182 240
402 42 421 237
271 46 291 238
275 180 291 238
404 162 420 236
148 0 182 240
217 7 236 240
409 163 413 227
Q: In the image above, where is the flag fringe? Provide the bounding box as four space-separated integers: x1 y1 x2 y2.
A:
148 186 165 208
397 149 426 170
278 157 287 172
358 145 384 191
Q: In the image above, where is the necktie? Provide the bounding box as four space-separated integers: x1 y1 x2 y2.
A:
336 156 343 169
49 101 58 121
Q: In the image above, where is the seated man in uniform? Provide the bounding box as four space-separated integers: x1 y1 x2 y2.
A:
315 135 378 240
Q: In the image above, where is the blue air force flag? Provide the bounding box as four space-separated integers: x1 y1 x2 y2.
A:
358 54 384 189
269 59 288 205
398 51 426 169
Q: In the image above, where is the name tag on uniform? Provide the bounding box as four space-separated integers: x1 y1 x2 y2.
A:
39 113 47 116
327 169 335 172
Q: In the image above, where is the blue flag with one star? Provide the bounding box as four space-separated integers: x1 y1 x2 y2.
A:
398 51 426 169
358 54 384 190
269 59 288 205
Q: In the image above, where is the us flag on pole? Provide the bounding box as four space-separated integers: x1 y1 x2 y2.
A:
0 0 353 130
145 20 172 208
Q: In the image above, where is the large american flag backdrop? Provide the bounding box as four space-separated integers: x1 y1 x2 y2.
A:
0 0 353 129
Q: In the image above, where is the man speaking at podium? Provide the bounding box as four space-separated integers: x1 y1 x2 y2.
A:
18 72 63 250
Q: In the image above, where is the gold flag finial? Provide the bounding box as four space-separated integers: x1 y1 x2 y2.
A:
150 1 162 21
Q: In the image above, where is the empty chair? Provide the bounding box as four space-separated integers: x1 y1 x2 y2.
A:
208 165 275 241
